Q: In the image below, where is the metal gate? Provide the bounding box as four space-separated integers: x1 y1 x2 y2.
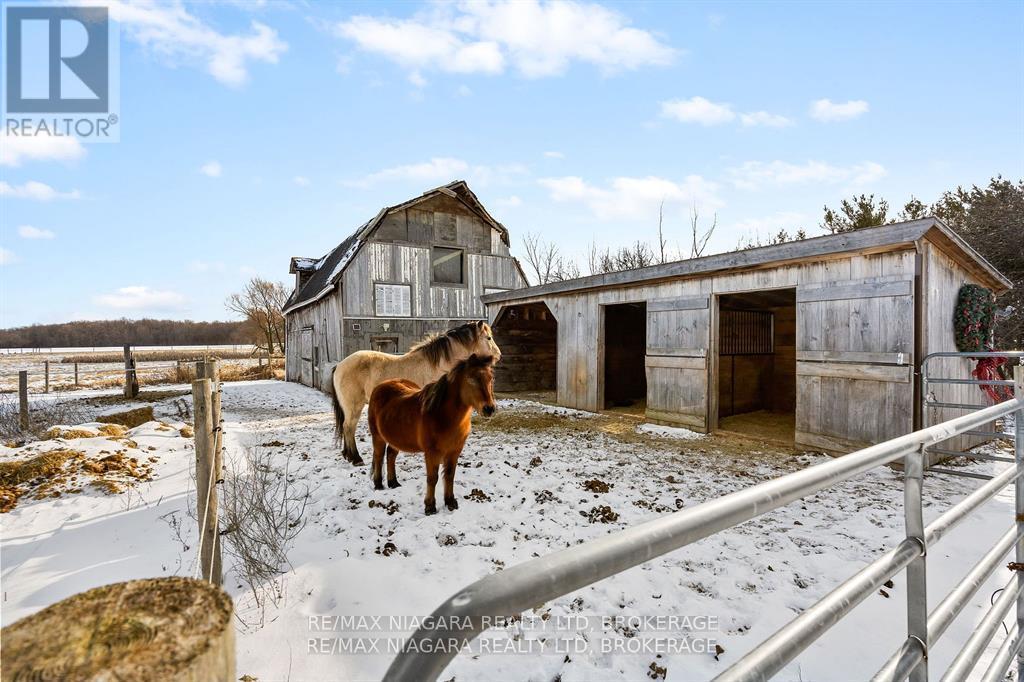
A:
386 366 1024 682
921 351 1024 479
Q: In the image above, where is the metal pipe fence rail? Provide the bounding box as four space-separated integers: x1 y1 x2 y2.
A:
385 365 1024 682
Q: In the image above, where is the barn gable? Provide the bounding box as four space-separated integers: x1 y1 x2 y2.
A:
283 181 513 315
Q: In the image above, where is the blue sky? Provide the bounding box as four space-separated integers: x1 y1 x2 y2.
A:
1 0 1022 328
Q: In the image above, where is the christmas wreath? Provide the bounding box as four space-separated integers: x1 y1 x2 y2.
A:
953 284 1011 402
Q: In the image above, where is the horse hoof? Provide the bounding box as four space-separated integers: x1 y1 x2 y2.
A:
424 503 437 515
351 456 365 466
387 480 401 488
373 480 384 491
445 498 459 512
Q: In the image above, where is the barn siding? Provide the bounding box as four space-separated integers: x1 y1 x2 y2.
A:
286 192 526 391
921 240 995 454
487 248 930 453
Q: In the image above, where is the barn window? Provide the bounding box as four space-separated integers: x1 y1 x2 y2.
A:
432 247 464 285
374 283 412 317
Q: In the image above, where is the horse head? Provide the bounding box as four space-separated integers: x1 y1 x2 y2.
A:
458 353 497 417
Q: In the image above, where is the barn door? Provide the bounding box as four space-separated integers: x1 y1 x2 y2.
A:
300 327 313 386
795 276 914 451
645 295 710 430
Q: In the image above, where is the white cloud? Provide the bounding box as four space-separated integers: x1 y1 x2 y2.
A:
95 0 287 87
293 175 310 186
727 160 887 190
345 158 527 188
200 160 223 177
0 134 85 167
661 97 791 128
496 195 523 208
408 71 429 88
660 96 735 125
731 211 811 236
543 150 565 159
810 98 869 122
0 248 16 266
347 157 469 187
456 84 473 97
334 0 675 80
539 174 722 221
94 286 186 311
739 111 793 128
17 225 56 240
0 181 81 201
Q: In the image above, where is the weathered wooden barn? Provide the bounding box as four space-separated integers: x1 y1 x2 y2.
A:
283 181 527 389
482 218 1012 453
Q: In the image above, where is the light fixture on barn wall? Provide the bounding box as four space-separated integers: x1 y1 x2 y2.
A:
352 323 361 331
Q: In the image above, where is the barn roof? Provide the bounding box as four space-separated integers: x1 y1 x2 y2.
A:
283 180 510 315
481 217 1011 306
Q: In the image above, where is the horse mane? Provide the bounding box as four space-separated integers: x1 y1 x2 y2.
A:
409 321 485 368
420 354 495 415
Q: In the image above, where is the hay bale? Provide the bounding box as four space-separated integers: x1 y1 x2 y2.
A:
97 406 154 429
1 577 234 681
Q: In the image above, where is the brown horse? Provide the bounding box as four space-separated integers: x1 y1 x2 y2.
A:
331 321 500 466
367 354 497 515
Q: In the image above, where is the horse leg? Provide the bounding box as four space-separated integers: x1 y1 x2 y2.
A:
342 395 365 466
371 435 386 490
443 453 459 511
386 446 400 488
423 454 440 515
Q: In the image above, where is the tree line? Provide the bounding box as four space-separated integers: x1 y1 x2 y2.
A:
519 176 1022 349
0 318 254 349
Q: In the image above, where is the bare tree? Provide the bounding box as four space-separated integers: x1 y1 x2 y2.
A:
522 232 580 284
656 199 667 263
588 241 657 274
226 278 288 355
689 205 717 258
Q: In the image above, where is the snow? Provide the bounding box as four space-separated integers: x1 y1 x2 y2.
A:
0 380 1018 681
636 422 705 440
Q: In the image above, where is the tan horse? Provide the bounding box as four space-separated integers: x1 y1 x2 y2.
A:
330 321 500 465
368 354 496 515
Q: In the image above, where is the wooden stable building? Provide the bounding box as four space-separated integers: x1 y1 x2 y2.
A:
283 181 527 389
482 218 1011 453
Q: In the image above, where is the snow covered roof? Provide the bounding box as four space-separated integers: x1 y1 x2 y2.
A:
283 180 509 315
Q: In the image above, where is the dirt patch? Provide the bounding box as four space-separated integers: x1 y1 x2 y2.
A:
580 505 619 524
0 447 155 513
582 478 611 493
97 407 154 429
464 488 491 502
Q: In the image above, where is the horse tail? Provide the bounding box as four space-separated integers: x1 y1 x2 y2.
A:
330 364 345 444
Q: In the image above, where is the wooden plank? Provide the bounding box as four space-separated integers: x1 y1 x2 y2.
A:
645 355 705 370
795 430 873 455
646 409 707 432
647 295 709 312
797 278 912 302
645 347 707 358
796 361 911 383
796 350 912 365
482 221 933 303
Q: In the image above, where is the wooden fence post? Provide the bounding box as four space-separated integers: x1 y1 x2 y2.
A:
74 362 79 386
192 376 221 586
123 345 139 398
44 361 49 394
18 371 29 431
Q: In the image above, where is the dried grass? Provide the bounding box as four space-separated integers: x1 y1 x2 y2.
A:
97 407 154 429
0 393 88 442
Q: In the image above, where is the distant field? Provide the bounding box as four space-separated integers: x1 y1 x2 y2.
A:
0 345 281 392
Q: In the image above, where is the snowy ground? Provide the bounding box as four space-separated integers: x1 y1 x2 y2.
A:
0 380 1018 681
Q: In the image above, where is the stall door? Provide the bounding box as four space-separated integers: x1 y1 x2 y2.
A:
795 277 914 452
645 295 710 430
300 327 313 386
